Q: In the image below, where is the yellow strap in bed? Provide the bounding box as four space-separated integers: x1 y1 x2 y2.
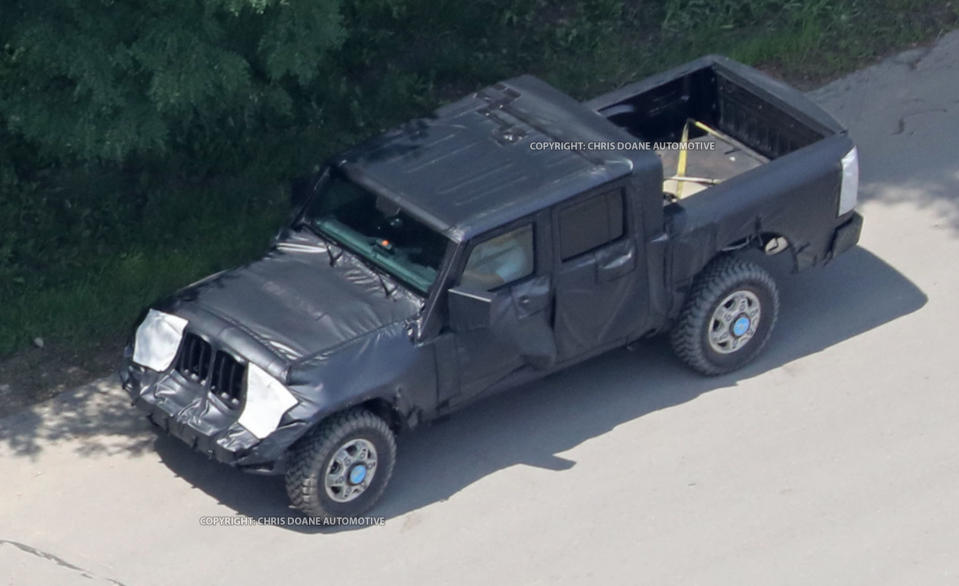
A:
692 119 717 137
675 119 690 199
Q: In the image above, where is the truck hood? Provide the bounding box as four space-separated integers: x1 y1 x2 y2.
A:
163 230 423 368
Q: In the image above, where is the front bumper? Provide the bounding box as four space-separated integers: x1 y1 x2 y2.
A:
120 353 306 474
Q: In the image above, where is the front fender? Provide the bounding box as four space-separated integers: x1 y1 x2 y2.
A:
239 322 437 465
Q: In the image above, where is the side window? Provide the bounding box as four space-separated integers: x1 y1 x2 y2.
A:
557 190 624 261
458 224 534 291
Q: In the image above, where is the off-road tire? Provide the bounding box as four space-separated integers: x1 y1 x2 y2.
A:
285 408 396 519
670 255 779 375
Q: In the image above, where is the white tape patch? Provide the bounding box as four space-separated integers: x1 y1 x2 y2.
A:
238 363 298 439
133 309 188 372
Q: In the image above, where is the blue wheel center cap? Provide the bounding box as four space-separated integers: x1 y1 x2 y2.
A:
732 316 750 337
349 465 368 485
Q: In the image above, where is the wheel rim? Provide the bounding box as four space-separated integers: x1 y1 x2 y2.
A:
324 438 378 503
708 290 761 355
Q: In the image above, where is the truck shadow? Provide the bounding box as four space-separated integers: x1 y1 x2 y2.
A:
152 245 925 533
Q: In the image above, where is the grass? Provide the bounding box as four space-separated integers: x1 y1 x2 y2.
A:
1 0 957 382
2 225 275 351
0 180 286 356
531 0 959 97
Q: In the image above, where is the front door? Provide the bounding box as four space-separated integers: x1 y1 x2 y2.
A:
447 218 557 400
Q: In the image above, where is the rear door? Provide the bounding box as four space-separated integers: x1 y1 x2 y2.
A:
551 185 646 361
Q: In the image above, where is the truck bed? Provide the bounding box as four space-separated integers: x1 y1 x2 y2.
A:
585 55 844 202
656 133 765 198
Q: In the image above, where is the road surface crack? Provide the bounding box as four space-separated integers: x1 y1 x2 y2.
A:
893 108 949 135
0 539 129 586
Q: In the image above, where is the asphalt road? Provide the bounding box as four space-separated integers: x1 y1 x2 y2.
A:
2 33 958 586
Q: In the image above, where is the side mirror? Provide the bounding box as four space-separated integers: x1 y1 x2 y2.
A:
447 286 494 332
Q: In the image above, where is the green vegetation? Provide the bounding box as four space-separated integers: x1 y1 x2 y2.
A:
1 0 956 358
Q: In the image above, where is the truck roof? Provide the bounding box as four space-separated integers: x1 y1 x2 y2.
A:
338 75 660 242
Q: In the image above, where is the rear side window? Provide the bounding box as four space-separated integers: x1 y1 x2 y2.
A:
557 190 624 261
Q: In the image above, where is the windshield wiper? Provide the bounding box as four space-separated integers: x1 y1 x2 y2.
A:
374 270 397 297
305 218 403 298
368 245 398 297
298 220 344 267
325 241 344 267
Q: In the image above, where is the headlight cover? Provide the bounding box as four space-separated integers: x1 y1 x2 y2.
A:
839 146 859 216
133 309 188 372
238 363 298 440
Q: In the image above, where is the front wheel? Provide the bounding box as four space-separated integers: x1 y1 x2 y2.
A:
285 408 397 519
670 255 780 375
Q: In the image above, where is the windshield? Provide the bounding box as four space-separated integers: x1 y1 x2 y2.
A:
303 169 450 294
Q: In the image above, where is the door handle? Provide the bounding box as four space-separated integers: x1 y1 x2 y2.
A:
597 247 636 282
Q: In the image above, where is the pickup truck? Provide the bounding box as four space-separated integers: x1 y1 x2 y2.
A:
121 55 862 519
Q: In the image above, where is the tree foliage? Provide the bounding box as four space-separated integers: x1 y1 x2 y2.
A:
0 0 344 162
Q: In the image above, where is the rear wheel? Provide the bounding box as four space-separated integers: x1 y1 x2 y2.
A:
670 255 779 375
285 408 396 519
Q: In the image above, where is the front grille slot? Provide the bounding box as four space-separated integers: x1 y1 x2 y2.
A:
211 351 245 408
174 332 246 409
176 333 212 383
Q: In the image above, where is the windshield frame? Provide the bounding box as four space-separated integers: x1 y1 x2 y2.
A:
296 166 455 298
